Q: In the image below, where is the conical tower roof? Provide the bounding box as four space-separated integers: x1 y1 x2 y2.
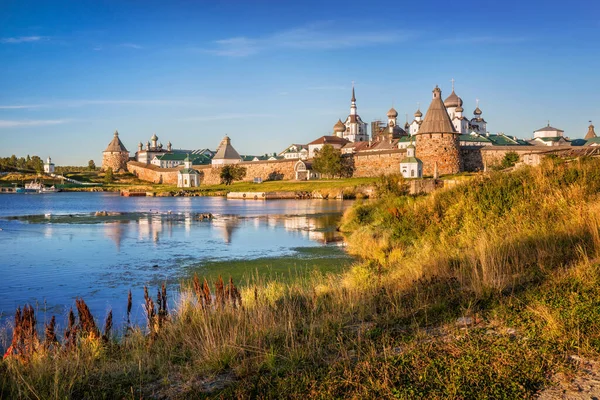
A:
213 135 241 160
585 123 597 140
104 130 129 152
418 87 457 135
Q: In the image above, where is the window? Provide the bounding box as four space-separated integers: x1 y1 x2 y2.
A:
411 170 415 177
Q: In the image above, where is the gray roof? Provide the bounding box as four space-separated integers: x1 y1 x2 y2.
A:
535 125 564 133
418 87 457 135
104 130 129 153
213 136 241 160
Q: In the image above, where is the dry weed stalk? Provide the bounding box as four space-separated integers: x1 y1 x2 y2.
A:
127 290 132 325
215 276 225 308
225 276 242 309
203 278 212 307
43 315 58 351
3 305 39 362
157 284 168 327
64 308 77 349
102 310 113 342
76 298 99 339
144 286 157 336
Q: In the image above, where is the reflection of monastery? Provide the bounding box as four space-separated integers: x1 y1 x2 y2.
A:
102 82 598 184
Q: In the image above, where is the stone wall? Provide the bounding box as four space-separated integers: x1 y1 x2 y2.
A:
352 150 405 177
416 133 461 176
102 151 130 172
128 145 563 186
127 162 180 184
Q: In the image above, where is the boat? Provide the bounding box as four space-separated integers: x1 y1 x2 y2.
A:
15 180 59 193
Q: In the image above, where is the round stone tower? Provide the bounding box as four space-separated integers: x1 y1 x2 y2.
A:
102 130 130 171
415 86 461 176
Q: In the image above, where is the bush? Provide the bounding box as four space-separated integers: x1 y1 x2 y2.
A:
220 165 247 185
500 151 520 169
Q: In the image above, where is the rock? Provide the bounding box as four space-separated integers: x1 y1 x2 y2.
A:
456 316 474 326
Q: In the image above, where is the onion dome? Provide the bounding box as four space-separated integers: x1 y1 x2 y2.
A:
414 109 423 118
404 122 410 130
151 133 158 141
333 119 347 133
443 91 463 108
455 105 464 113
473 107 482 116
387 107 398 118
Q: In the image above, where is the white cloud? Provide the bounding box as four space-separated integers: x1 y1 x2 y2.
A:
180 113 275 122
438 36 530 45
119 43 143 49
1 36 46 44
0 105 43 109
0 119 71 128
205 22 414 57
0 99 210 109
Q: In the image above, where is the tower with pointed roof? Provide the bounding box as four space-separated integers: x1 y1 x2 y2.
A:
211 135 242 166
102 130 130 171
343 83 369 142
585 122 596 140
415 86 461 176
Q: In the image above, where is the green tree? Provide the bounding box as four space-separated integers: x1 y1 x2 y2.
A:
29 156 43 173
500 152 520 169
220 165 247 185
88 160 96 171
104 167 114 184
312 144 343 178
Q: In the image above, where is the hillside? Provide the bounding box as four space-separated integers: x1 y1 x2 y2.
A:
3 157 600 398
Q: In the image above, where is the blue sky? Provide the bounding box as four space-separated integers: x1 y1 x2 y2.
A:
1 0 599 165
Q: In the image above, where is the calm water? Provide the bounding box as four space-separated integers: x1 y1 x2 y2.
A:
0 193 353 336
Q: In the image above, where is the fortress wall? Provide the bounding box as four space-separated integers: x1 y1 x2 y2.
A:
128 146 556 186
352 150 405 177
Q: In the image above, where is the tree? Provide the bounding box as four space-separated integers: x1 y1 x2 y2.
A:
312 144 343 179
500 152 520 169
220 165 247 185
88 160 96 171
29 156 43 173
104 167 114 184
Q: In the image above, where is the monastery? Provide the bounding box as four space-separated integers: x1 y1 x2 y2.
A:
101 83 598 186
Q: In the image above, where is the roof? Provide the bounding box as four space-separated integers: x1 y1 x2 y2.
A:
459 133 492 143
333 119 346 132
535 124 564 133
473 107 482 115
179 168 200 175
213 136 241 160
585 124 597 140
535 136 569 142
400 156 422 164
585 137 600 146
387 107 398 117
443 90 463 108
308 136 350 146
155 153 211 164
104 130 129 153
414 109 422 117
418 87 457 135
486 134 524 146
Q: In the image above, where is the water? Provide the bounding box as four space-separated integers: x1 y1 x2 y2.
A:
0 192 353 335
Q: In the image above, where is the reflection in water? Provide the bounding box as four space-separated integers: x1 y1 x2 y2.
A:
95 212 346 248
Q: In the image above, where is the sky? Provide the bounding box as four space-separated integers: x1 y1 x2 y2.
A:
1 0 599 166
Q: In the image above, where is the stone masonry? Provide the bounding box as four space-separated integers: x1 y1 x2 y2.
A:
417 133 461 176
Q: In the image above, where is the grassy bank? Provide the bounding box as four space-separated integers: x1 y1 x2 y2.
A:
3 158 600 398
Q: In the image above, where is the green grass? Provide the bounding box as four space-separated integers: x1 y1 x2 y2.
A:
185 246 354 285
